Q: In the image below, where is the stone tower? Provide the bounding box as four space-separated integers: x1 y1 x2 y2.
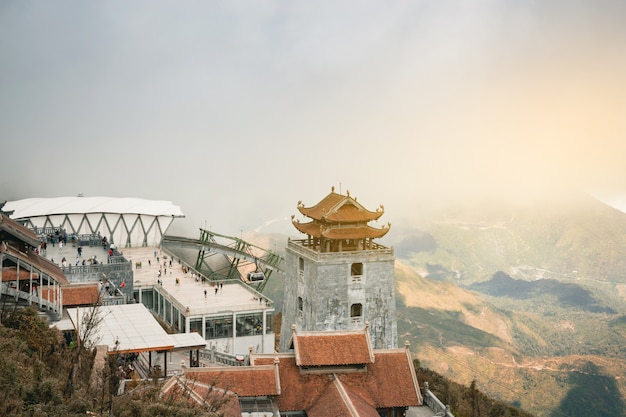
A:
280 187 397 351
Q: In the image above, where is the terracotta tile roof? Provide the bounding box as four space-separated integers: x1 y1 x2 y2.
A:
0 213 40 248
184 364 280 397
342 383 381 417
306 378 357 417
306 378 380 417
338 349 423 408
269 356 332 411
180 332 423 414
1 266 39 281
0 243 68 285
293 330 375 366
161 375 241 415
40 287 59 303
61 284 100 306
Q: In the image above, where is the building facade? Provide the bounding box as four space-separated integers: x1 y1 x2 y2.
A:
280 187 397 351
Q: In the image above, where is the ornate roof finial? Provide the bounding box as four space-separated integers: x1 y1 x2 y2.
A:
331 186 335 192
346 189 350 197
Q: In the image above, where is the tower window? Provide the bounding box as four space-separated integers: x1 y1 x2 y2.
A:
299 257 304 272
350 303 362 318
297 297 303 319
351 262 363 283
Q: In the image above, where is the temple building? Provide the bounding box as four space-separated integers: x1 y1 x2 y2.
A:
280 187 397 351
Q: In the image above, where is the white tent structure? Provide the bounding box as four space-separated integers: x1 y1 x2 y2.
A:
4 197 184 247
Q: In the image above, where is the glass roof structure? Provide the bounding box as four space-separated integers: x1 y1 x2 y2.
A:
66 303 205 354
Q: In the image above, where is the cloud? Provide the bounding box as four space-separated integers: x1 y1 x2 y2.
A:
2 1 626 231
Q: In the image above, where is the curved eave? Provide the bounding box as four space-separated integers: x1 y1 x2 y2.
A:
292 221 390 240
292 220 323 237
324 204 383 223
297 192 345 220
298 193 384 223
323 225 390 240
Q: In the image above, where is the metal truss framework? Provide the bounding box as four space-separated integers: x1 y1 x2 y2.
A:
162 229 282 294
20 212 175 248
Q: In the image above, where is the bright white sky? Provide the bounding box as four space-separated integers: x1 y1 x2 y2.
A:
2 1 626 236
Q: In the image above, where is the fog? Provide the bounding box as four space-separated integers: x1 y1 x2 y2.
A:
2 1 626 237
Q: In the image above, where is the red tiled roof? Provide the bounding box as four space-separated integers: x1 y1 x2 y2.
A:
0 243 68 285
0 213 41 248
270 356 332 411
180 331 423 414
293 330 374 366
184 365 280 397
341 383 381 417
62 284 100 306
161 375 241 415
339 349 422 408
306 378 380 417
1 266 39 281
40 287 58 303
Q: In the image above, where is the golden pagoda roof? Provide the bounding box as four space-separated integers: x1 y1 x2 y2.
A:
292 220 390 240
297 188 384 223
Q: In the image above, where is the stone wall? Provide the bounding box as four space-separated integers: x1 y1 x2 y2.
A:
280 240 397 350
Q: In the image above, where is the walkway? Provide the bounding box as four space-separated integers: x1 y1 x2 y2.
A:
120 246 272 317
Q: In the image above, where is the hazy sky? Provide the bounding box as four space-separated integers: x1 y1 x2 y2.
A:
2 1 626 236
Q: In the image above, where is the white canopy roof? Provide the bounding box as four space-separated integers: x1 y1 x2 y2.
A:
4 197 184 219
67 303 205 354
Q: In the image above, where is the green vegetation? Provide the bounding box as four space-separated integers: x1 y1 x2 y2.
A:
549 362 625 417
0 306 218 417
397 305 507 350
414 360 535 417
470 272 617 314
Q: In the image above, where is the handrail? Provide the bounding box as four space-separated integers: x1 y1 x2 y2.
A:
423 382 455 416
287 239 393 261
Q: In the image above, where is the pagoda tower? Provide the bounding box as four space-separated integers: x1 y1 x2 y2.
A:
279 187 397 351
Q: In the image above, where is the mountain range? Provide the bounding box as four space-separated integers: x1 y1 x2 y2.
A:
256 193 626 417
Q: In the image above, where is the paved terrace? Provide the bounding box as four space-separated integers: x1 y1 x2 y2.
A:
42 239 110 269
119 246 272 316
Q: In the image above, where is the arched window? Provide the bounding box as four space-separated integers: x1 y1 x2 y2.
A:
350 303 362 318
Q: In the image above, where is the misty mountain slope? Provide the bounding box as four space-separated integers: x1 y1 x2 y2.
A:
471 271 619 314
395 261 626 417
243 229 626 416
396 262 514 344
395 195 626 287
